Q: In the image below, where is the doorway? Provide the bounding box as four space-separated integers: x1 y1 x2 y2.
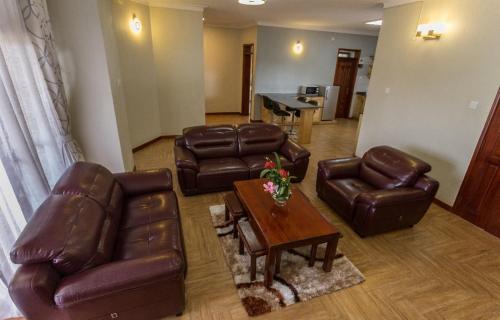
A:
241 44 254 116
454 88 500 237
333 49 360 118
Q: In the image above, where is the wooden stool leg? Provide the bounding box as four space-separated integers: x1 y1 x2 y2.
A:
250 255 256 281
233 217 239 239
275 250 282 274
239 236 244 255
309 244 318 267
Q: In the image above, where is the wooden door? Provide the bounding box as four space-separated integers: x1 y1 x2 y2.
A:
454 88 500 237
333 57 358 118
241 44 253 116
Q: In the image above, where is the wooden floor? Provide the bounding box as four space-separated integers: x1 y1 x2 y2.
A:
135 115 500 320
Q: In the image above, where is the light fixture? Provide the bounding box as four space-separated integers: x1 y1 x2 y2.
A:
366 20 383 26
293 41 303 55
130 14 142 33
416 22 446 40
238 0 266 5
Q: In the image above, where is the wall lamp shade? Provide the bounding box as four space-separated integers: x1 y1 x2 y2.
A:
293 41 303 55
130 14 142 33
238 0 266 5
416 22 446 40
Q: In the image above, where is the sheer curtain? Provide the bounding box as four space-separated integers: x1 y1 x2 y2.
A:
0 0 83 317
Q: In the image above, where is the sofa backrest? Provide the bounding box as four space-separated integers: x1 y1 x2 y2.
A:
236 123 286 156
360 146 431 189
10 162 123 275
181 125 238 159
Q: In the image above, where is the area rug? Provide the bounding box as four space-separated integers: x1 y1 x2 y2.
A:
209 204 365 317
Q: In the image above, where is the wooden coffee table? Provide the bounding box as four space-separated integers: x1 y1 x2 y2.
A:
234 179 341 288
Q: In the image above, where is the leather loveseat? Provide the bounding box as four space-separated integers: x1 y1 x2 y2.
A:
317 146 439 237
174 123 311 195
9 162 186 320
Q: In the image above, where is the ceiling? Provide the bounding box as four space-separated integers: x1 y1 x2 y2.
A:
137 0 388 35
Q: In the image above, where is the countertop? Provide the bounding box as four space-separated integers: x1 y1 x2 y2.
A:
260 93 321 110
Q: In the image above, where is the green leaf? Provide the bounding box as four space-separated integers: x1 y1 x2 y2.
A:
273 152 282 170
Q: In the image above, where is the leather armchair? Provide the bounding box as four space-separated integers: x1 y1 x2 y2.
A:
174 123 311 195
9 162 186 320
317 146 439 236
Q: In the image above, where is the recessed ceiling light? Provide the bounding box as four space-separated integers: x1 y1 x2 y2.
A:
238 0 266 5
366 20 383 26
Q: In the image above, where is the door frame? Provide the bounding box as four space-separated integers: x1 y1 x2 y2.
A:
453 87 500 224
241 43 254 116
333 48 361 118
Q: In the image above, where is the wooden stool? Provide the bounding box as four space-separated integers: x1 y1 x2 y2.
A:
224 192 246 238
237 220 281 281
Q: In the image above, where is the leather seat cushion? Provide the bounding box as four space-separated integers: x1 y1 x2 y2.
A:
324 178 375 220
241 154 293 179
197 158 249 189
120 192 179 229
114 220 182 261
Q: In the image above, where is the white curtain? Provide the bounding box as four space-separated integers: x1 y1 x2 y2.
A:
0 0 83 317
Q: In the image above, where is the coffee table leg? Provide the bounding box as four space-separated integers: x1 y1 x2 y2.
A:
323 237 339 272
264 248 277 288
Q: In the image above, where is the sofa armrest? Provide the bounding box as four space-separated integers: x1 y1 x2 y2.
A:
356 188 429 207
174 146 199 172
9 263 61 319
414 175 439 197
280 139 311 162
54 250 184 308
114 169 173 196
318 157 361 180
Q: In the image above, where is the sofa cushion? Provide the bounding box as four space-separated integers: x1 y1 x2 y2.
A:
10 194 107 275
197 157 249 190
360 146 432 189
52 162 116 208
324 179 375 220
237 124 286 156
241 153 293 179
114 220 182 261
182 125 238 159
120 192 179 229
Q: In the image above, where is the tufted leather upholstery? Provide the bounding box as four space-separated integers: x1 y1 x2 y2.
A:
175 123 311 195
317 146 439 236
9 162 186 320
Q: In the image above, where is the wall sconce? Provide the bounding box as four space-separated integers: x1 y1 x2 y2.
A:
293 41 303 55
130 14 142 33
416 22 446 40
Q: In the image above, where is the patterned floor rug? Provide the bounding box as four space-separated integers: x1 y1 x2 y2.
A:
209 204 365 317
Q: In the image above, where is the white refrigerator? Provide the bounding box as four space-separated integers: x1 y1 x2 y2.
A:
318 85 340 121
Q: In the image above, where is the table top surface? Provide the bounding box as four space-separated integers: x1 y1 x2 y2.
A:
234 179 339 248
261 93 321 110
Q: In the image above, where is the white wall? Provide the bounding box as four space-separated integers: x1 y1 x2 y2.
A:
111 0 161 148
150 7 206 135
47 0 134 172
204 26 243 113
357 0 500 205
253 26 378 120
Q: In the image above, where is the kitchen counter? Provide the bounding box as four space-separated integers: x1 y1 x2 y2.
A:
261 93 321 110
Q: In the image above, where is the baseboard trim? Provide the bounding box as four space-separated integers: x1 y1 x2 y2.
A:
433 198 454 212
250 119 263 123
205 112 242 115
132 135 176 153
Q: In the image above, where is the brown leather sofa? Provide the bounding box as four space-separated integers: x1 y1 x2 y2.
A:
317 146 439 237
9 162 186 320
174 123 311 195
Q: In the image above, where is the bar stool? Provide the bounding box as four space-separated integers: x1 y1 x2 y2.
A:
271 100 290 128
237 220 282 281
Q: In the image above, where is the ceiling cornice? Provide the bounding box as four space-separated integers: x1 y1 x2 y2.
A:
257 22 379 37
383 0 421 8
130 0 206 12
